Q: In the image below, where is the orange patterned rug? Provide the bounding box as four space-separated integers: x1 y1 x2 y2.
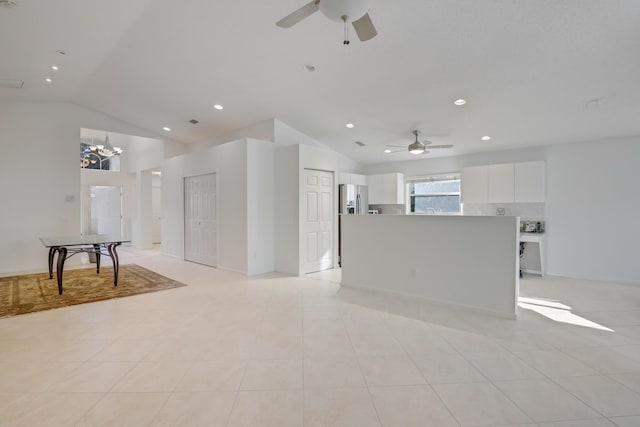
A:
0 264 187 318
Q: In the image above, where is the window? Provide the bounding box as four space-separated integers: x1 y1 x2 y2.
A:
408 175 461 214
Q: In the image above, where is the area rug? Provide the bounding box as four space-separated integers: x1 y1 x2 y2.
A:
0 265 187 318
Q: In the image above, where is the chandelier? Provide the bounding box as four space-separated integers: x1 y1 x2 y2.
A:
81 132 123 168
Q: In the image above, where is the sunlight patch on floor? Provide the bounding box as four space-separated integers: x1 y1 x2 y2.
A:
518 297 613 332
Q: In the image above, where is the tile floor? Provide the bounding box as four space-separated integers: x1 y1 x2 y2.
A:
1 249 640 426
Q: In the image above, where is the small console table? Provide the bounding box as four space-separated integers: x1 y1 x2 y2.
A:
39 235 131 295
520 232 545 276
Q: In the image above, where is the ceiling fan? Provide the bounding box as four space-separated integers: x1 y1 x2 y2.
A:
276 0 377 44
386 130 454 155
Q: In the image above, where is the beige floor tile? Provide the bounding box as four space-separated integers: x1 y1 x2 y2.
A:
369 385 458 427
91 339 160 362
554 375 640 417
610 372 640 394
176 359 247 391
433 382 532 426
465 350 544 381
0 361 66 392
1 392 102 427
240 359 302 390
562 347 640 374
111 361 189 392
347 330 406 357
76 392 169 427
226 390 303 427
358 355 426 386
250 331 303 359
412 351 486 384
495 378 600 422
608 415 640 427
538 419 617 426
513 349 600 377
44 362 136 392
303 357 366 389
150 391 236 427
47 340 111 362
304 387 380 427
303 332 356 358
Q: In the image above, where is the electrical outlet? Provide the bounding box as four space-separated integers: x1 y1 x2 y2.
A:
410 268 416 278
496 207 505 216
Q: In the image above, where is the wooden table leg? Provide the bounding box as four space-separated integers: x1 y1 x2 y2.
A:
107 243 121 287
56 247 68 295
93 244 101 274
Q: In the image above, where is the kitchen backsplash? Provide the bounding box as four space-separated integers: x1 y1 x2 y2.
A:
462 203 545 220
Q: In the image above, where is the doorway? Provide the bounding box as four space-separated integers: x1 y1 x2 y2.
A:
302 169 333 273
90 186 123 237
184 173 217 267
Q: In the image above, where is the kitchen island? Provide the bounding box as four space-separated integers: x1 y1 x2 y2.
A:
340 215 520 318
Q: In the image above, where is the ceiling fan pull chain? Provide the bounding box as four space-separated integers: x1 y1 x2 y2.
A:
342 15 350 45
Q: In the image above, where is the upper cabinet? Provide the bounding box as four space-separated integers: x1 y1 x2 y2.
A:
462 161 545 204
514 161 545 202
488 163 515 203
368 172 404 204
461 165 489 203
339 172 368 186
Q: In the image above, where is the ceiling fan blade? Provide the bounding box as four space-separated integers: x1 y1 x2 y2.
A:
425 144 454 149
276 0 320 28
352 12 377 41
385 144 406 148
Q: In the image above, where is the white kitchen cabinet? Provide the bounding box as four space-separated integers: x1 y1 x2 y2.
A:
515 161 545 202
339 172 368 186
461 165 489 203
368 173 404 204
488 163 514 203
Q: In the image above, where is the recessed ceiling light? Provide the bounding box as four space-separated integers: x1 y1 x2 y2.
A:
384 149 391 153
214 104 224 110
44 78 52 83
481 135 491 141
454 99 466 106
345 123 355 129
162 126 171 132
50 65 59 71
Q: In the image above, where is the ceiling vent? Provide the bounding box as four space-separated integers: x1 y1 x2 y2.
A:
354 141 365 147
0 79 24 89
189 119 199 124
0 1 17 8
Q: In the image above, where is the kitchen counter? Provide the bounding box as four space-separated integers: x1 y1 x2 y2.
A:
340 215 520 318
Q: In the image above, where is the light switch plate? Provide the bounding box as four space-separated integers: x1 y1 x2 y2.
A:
66 195 75 202
496 207 505 216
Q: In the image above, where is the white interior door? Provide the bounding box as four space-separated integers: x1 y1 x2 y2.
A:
90 186 122 238
152 186 161 244
184 173 217 267
303 169 333 273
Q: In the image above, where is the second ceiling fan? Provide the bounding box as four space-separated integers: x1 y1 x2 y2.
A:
386 130 454 155
276 0 377 44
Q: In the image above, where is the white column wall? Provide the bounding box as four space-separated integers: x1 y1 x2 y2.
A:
246 139 275 275
162 139 248 274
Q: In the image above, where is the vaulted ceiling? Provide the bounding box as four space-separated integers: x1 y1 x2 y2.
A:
1 0 639 164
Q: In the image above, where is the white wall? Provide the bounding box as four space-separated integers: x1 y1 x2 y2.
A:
162 139 248 273
192 119 275 151
341 215 520 317
545 137 640 283
247 139 275 275
0 100 172 275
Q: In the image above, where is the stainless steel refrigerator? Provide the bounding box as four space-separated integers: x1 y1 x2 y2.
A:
338 184 368 266
339 184 369 215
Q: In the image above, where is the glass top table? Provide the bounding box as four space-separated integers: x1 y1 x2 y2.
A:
39 234 131 295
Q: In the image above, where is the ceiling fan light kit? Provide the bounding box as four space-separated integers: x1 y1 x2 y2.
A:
385 130 454 155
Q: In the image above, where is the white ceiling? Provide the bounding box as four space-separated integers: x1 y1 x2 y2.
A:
2 0 639 164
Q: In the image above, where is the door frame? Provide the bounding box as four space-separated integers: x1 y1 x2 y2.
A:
183 171 219 266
